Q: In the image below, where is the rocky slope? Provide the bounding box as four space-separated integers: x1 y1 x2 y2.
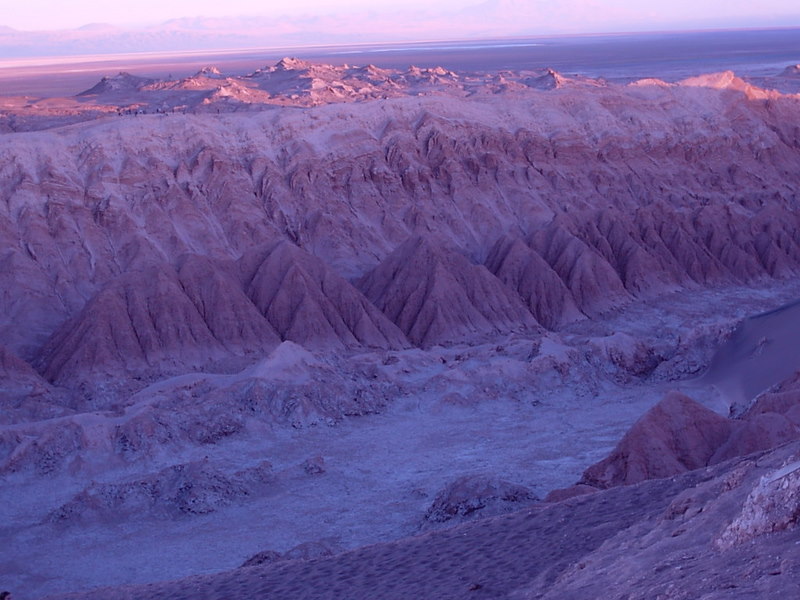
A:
546 340 800 495
3 61 800 600
2 64 800 399
356 236 538 346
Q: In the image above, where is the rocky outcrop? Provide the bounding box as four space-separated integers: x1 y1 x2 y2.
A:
717 457 800 549
581 392 734 488
422 474 538 527
48 459 274 523
78 72 155 96
579 381 800 490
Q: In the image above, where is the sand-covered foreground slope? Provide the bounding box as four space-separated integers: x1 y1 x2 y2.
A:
41 439 800 600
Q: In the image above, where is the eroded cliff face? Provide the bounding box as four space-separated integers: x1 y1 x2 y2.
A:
2 70 800 394
4 62 800 600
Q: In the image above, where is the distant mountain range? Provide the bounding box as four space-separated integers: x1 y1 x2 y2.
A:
2 2 797 59
0 6 532 58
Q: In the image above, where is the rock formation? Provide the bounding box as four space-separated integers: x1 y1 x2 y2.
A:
357 236 538 346
241 240 408 349
422 474 538 527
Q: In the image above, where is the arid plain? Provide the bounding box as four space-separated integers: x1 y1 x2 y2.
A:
2 29 800 599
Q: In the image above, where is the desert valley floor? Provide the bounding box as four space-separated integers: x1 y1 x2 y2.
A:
2 30 800 599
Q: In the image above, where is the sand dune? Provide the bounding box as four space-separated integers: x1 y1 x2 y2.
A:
702 299 800 413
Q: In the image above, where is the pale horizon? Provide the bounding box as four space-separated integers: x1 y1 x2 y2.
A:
4 0 800 34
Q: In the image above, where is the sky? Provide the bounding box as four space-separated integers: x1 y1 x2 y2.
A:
3 0 799 33
6 0 465 30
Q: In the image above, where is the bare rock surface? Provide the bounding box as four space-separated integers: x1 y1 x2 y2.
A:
34 263 269 394
357 236 538 346
241 240 408 350
716 457 800 549
422 474 538 528
581 391 734 488
485 235 584 329
2 64 800 362
175 254 281 352
572 370 800 493
743 371 800 425
4 60 800 600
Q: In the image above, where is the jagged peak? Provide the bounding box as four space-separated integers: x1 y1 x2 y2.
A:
274 57 313 71
195 66 222 77
405 65 458 79
77 71 154 96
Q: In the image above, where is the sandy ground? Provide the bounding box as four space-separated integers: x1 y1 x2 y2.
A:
2 35 800 599
4 280 800 599
38 440 800 600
